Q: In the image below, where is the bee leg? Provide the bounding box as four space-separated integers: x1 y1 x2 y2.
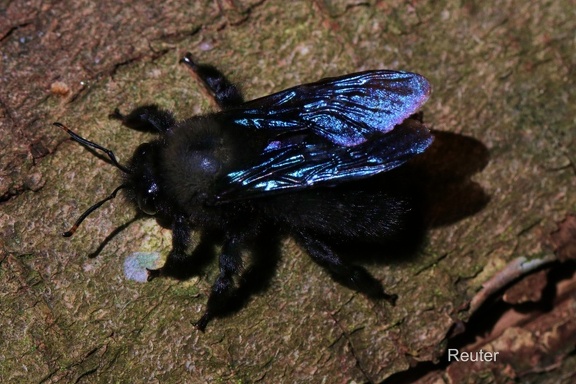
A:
296 234 397 304
180 52 244 108
109 105 176 133
194 236 243 331
147 217 193 280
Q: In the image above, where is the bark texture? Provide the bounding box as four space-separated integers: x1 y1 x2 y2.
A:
1 0 575 382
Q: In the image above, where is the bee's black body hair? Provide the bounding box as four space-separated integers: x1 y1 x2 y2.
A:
59 53 433 330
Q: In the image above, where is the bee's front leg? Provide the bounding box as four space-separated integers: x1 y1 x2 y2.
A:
180 52 244 109
147 217 195 280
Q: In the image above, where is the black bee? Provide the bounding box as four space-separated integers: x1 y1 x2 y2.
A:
56 53 432 330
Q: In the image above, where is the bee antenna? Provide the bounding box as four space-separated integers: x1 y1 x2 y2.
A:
53 122 131 174
62 184 127 237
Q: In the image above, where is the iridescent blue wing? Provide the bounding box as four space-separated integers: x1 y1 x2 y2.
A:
216 119 433 201
220 70 431 147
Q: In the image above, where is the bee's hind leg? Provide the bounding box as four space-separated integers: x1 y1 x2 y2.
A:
295 233 398 304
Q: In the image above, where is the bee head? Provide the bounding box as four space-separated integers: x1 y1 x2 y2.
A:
125 142 163 216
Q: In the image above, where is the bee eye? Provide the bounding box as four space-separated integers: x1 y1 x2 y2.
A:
138 183 159 215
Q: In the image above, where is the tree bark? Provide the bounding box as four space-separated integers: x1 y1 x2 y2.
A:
1 0 575 382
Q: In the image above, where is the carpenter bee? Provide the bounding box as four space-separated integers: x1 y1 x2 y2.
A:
56 53 433 330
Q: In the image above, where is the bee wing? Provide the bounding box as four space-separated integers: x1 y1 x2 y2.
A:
216 119 433 201
221 70 431 147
